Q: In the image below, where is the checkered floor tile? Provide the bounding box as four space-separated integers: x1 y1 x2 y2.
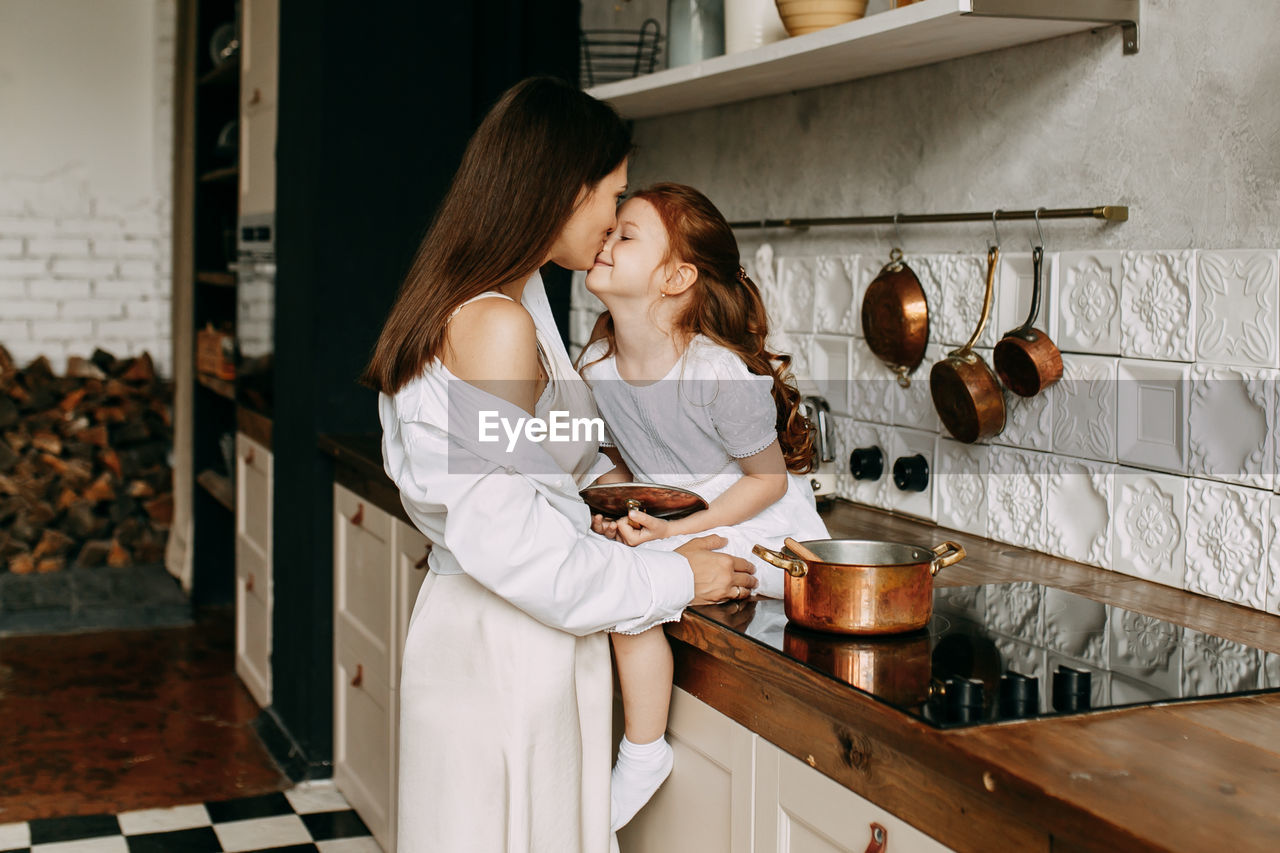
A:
0 782 380 853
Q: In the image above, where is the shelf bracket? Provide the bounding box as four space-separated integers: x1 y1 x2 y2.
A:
966 0 1140 55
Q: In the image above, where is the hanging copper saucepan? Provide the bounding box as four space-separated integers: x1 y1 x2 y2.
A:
861 242 929 388
752 537 965 635
993 232 1063 397
930 245 1007 443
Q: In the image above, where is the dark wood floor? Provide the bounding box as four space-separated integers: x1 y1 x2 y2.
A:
0 608 289 824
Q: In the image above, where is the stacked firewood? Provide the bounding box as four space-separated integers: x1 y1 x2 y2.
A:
0 345 173 574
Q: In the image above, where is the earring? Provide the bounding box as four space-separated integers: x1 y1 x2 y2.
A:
659 291 668 298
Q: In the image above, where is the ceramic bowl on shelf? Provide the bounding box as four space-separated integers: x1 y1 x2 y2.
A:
774 0 869 36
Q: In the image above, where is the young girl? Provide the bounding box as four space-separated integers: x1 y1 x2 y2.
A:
578 182 830 830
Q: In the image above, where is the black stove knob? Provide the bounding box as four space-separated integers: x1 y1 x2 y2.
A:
944 676 985 722
999 671 1040 718
849 446 884 481
892 454 929 492
1052 665 1092 712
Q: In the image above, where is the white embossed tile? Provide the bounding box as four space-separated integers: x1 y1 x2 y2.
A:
1182 629 1261 694
1051 354 1117 462
983 581 1043 644
851 254 880 338
1185 479 1268 608
813 255 859 335
924 253 997 349
1111 468 1188 589
1044 588 1108 668
1269 495 1279 617
1188 363 1275 489
891 343 941 432
1120 251 1195 361
777 256 815 333
772 331 813 389
992 376 1054 452
809 334 853 415
933 437 989 538
996 251 1056 344
1045 457 1113 568
987 446 1046 551
1107 606 1181 697
885 427 934 520
1056 251 1123 355
755 243 784 329
849 338 895 425
1116 358 1189 473
1196 250 1280 369
834 417 892 508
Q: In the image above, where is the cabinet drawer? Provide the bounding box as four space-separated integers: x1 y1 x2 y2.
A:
235 542 272 708
334 640 394 853
334 485 393 677
236 433 272 556
757 741 951 853
392 520 431 689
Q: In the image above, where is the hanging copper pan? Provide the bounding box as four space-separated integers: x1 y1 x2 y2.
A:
993 245 1063 397
930 246 1006 443
860 248 929 388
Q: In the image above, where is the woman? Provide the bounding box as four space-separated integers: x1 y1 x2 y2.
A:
362 77 756 853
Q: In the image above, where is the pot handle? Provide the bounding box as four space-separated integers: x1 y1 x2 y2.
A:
752 544 808 578
929 541 966 576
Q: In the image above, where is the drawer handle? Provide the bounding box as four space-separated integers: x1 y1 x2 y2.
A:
414 544 432 571
244 447 255 465
351 504 364 527
246 573 255 593
864 823 887 853
351 664 363 688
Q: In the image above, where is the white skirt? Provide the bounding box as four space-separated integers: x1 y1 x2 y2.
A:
398 570 617 853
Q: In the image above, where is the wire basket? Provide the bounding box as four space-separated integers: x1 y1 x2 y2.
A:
579 18 663 88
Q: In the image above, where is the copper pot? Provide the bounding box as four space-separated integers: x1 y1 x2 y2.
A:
930 246 1006 443
783 623 933 705
993 245 1063 397
752 539 965 635
861 249 929 388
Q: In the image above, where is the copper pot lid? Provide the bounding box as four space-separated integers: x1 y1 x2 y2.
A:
579 482 708 520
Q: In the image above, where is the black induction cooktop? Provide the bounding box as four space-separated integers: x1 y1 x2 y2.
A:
701 582 1280 728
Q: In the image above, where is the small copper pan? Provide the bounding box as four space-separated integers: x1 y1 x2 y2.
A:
861 248 929 388
994 245 1062 397
930 246 1006 443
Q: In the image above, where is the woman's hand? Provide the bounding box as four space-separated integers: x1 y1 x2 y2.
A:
675 535 757 605
591 513 620 540
616 509 671 546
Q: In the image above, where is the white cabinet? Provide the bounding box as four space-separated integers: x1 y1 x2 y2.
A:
332 483 431 853
755 741 950 853
619 690 950 853
618 687 757 853
234 433 272 707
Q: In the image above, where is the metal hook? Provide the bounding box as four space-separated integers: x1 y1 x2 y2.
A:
989 209 1002 249
1032 207 1046 251
893 213 905 250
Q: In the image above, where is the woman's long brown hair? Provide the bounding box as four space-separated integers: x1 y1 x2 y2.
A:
361 77 632 395
584 183 815 474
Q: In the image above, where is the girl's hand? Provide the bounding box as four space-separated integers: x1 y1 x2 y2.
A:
591 513 620 540
617 509 670 546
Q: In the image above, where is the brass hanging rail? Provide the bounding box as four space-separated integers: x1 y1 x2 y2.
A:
727 205 1128 231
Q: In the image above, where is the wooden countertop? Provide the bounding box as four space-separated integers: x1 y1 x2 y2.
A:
320 433 1280 852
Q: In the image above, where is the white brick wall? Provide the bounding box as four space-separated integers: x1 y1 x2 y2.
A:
0 0 176 377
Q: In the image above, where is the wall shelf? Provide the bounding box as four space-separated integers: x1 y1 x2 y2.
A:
197 469 234 511
586 0 1139 119
197 372 236 400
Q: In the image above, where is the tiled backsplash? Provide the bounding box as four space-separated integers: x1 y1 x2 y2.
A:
569 246 1280 617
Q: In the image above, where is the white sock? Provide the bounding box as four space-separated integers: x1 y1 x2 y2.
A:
610 734 674 832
